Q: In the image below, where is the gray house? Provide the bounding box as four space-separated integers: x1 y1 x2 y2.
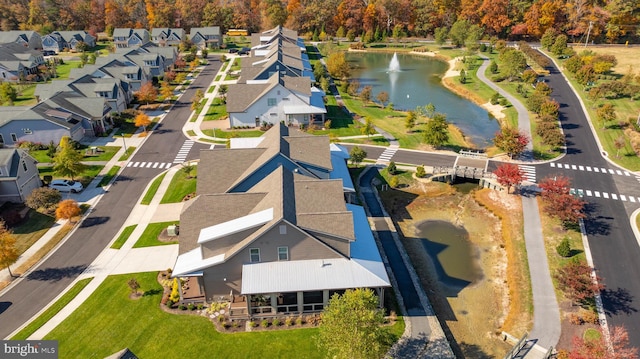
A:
189 27 222 49
172 124 389 318
0 31 42 50
42 31 95 53
0 148 42 204
35 74 128 114
239 40 314 83
70 58 149 94
0 42 45 82
151 28 185 47
113 28 150 49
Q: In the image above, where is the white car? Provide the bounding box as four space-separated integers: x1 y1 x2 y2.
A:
49 179 84 193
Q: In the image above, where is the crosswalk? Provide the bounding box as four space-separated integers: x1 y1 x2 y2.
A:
377 145 398 163
550 162 631 177
519 165 536 183
127 161 173 169
173 140 195 163
570 188 640 204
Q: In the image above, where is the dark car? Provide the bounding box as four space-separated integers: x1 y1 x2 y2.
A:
228 48 239 53
238 47 251 55
42 50 56 56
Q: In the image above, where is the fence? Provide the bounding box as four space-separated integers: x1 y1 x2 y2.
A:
503 332 528 359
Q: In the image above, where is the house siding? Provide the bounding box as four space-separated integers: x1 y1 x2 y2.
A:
230 86 312 128
0 120 82 145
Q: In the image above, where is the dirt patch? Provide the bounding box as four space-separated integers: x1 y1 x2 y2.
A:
381 183 517 357
157 229 179 243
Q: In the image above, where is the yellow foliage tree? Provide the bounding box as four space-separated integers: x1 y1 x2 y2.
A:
0 221 19 277
135 112 152 133
56 199 81 222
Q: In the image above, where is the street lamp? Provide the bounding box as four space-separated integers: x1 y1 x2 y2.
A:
120 133 127 154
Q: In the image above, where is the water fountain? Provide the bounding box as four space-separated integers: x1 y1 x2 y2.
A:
388 52 400 72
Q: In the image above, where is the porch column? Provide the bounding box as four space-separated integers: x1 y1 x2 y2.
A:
323 290 329 307
297 292 304 313
270 293 278 313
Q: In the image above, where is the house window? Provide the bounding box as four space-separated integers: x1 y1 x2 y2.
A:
279 225 287 234
270 113 277 116
250 248 260 263
267 98 277 106
278 247 289 261
22 161 27 171
10 133 17 142
23 128 32 134
0 134 4 143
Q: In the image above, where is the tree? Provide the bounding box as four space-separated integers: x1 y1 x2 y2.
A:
521 69 538 84
181 161 195 178
326 52 350 80
349 146 367 167
551 34 568 56
53 137 85 180
191 89 204 111
361 118 376 137
614 136 626 158
387 161 397 175
449 19 470 47
489 60 498 74
424 103 436 118
0 82 18 106
135 82 158 105
538 176 586 225
360 85 372 103
0 221 19 277
459 68 466 84
556 237 571 257
494 163 525 194
416 165 426 178
376 91 389 107
389 175 399 188
423 113 449 148
56 199 81 222
493 127 529 159
404 111 416 132
570 326 638 359
318 288 390 359
554 260 603 306
596 103 616 129
498 48 527 81
127 278 140 295
26 187 62 214
160 80 173 100
134 112 152 133
434 27 448 46
540 28 556 51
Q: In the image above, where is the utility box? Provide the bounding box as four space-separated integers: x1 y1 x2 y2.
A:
167 225 179 237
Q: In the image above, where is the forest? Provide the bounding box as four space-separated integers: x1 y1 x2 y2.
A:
0 0 638 44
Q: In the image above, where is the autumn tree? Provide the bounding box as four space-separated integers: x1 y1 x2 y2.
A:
361 118 376 137
494 163 525 194
376 91 389 107
56 199 81 222
538 176 586 225
318 288 390 359
493 127 529 159
53 137 85 180
540 28 556 51
0 82 18 105
404 111 417 132
479 0 511 36
191 89 204 111
0 221 19 277
551 34 568 56
596 103 616 129
134 112 152 133
614 136 626 158
349 146 367 167
128 278 141 295
135 82 158 105
569 325 638 359
554 260 603 306
360 85 372 103
26 187 62 214
160 80 173 100
326 52 351 80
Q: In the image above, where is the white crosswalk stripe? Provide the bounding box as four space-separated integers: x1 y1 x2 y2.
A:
173 140 195 163
631 197 637 203
519 165 536 183
572 188 640 204
127 161 172 169
551 163 633 179
377 146 398 162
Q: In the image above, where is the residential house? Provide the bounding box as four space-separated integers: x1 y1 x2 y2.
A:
189 27 222 50
0 42 45 81
42 31 95 53
0 31 42 50
70 58 149 93
113 28 150 49
171 124 389 318
0 91 111 144
226 72 326 128
251 26 305 52
34 74 128 114
105 43 176 78
0 148 41 204
151 28 185 47
239 39 314 83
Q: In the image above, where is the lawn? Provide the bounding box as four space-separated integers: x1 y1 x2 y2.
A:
110 225 137 249
98 166 120 187
140 173 167 205
38 165 104 188
133 222 179 248
45 272 403 359
203 128 265 138
54 60 81 79
11 84 37 106
12 278 93 340
203 98 228 121
30 146 119 163
11 210 56 256
160 168 196 204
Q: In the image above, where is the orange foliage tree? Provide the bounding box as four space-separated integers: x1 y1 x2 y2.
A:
135 112 152 133
56 199 82 223
135 82 158 105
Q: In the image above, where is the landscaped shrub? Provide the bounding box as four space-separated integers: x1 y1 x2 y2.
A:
217 315 225 323
388 176 399 188
295 316 304 326
556 237 571 257
166 299 174 308
285 317 293 326
416 165 426 178
260 319 269 328
169 278 180 302
387 161 397 175
249 321 257 328
178 304 187 310
490 92 501 105
196 304 204 310
187 303 195 311
272 318 281 326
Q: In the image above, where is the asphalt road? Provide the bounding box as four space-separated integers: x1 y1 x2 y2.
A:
0 57 221 339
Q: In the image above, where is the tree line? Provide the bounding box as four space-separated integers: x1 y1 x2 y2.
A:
1 0 638 44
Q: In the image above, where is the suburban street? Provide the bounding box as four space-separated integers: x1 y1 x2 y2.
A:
0 57 220 339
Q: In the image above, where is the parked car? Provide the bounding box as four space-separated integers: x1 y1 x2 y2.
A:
228 48 239 53
42 50 56 56
238 47 250 55
49 179 83 193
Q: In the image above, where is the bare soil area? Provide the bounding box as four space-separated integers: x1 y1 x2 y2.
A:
380 182 523 358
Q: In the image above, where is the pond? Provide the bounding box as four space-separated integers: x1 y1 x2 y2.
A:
417 220 483 297
347 52 500 148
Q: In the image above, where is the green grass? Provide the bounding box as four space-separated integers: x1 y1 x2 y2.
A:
203 128 265 138
187 130 196 136
30 146 119 163
11 84 37 106
215 74 222 81
160 169 197 204
110 225 137 249
11 278 93 340
98 166 120 187
45 273 324 359
133 222 179 247
118 147 135 161
207 85 216 93
583 327 601 341
54 60 81 79
12 210 56 255
140 172 167 205
203 98 228 121
38 165 103 188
